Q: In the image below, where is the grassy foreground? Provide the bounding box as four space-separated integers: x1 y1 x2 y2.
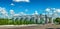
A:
0 18 38 25
0 17 59 25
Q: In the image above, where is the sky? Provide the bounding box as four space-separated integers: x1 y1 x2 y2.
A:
0 0 60 18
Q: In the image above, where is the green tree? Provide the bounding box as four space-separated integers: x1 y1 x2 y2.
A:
55 17 60 24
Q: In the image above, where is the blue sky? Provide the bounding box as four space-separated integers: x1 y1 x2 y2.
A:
0 0 60 15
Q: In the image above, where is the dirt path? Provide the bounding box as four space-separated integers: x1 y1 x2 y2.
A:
0 24 60 29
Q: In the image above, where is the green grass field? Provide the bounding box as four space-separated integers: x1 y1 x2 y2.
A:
0 18 38 25
0 18 58 25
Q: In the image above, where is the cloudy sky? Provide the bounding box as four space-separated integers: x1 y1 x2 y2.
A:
0 0 60 17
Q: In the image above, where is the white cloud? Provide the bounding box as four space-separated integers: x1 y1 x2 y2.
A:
19 12 26 15
56 9 60 13
45 8 50 12
13 14 19 16
34 11 38 15
13 0 30 2
20 12 24 14
0 7 3 12
49 12 53 15
0 7 8 17
54 10 56 13
10 10 15 15
54 13 58 16
10 3 14 6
